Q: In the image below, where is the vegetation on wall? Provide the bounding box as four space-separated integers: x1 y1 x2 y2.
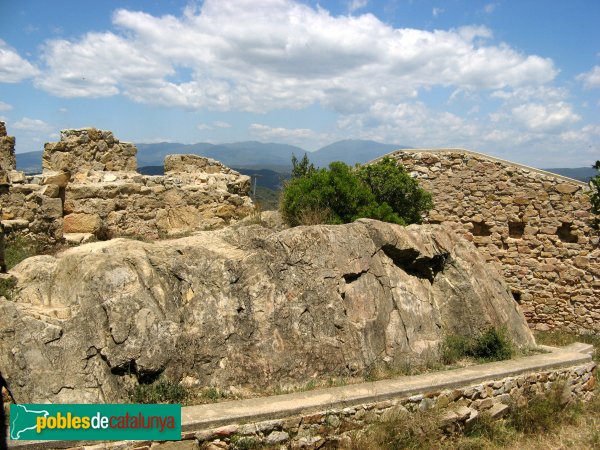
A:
280 155 433 226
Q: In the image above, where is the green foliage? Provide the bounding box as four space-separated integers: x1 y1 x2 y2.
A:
5 237 37 270
440 334 471 365
470 327 514 361
291 152 316 179
230 435 260 450
280 156 432 227
507 384 579 434
535 330 600 363
129 378 188 404
358 157 433 225
591 160 600 230
441 327 513 364
0 276 16 299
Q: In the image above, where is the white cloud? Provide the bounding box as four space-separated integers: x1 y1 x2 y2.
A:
432 7 444 17
511 102 580 132
484 3 498 14
348 0 368 13
198 120 233 130
0 39 40 83
576 65 600 89
249 123 330 147
13 117 53 133
0 101 13 112
32 0 557 113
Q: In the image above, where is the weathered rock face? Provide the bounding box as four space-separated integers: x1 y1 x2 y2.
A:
0 219 534 403
43 128 137 174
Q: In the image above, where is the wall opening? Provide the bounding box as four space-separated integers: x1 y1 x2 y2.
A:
472 221 492 236
508 222 525 238
557 222 577 243
512 291 522 304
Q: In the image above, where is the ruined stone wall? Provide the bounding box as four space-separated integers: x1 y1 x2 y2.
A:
43 128 137 173
0 126 253 246
63 156 252 239
381 149 599 334
0 121 16 171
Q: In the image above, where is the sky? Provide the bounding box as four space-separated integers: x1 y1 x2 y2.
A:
0 0 599 168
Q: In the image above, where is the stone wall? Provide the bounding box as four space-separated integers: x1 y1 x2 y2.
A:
0 125 253 246
10 347 594 450
185 362 596 449
43 128 137 173
379 149 599 334
0 121 16 171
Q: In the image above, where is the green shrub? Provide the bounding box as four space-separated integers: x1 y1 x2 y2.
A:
470 327 514 362
440 334 471 365
5 237 37 270
441 327 513 365
230 435 260 450
0 276 16 299
280 156 432 227
358 157 433 225
507 384 580 434
129 378 188 404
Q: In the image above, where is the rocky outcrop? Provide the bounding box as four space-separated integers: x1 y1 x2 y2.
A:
0 219 534 403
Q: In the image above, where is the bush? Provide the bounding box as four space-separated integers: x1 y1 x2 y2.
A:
129 378 188 404
441 327 513 364
358 157 433 225
5 237 37 270
0 276 16 299
280 155 432 226
470 327 514 361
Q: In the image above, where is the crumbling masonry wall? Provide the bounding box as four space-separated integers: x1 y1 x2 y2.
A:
0 123 253 246
380 149 599 334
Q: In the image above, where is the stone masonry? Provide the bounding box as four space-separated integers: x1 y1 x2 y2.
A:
0 123 253 246
378 149 599 334
43 128 137 173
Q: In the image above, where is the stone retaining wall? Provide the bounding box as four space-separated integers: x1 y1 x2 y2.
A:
379 149 599 334
185 362 596 450
8 345 596 450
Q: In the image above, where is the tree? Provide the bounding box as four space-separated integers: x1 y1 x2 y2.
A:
280 156 432 226
591 160 600 230
291 153 315 179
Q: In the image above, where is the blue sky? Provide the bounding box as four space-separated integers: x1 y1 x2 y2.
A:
0 0 598 167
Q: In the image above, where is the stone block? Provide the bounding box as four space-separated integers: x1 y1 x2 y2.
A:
63 213 103 234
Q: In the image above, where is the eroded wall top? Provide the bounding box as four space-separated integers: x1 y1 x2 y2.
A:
0 121 16 172
43 128 137 174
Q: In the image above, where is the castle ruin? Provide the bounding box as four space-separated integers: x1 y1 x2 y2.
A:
378 149 599 335
0 123 253 247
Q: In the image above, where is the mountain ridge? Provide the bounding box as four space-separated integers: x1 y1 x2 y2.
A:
14 140 597 182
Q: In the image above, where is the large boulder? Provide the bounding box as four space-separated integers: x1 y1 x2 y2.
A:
0 220 534 403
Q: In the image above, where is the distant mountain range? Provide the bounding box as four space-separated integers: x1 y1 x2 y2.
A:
15 139 407 174
14 140 597 183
